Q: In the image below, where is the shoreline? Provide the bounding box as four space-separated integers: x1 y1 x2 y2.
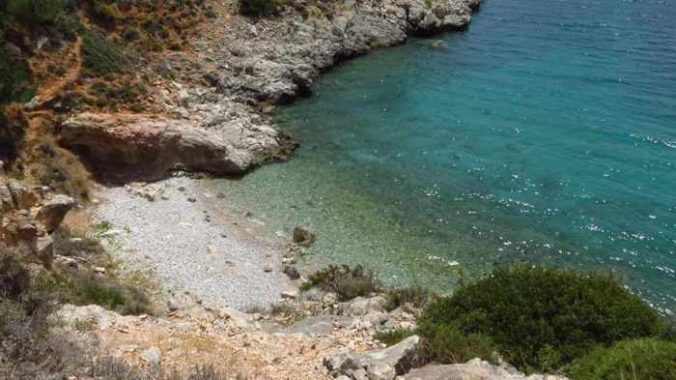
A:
81 0 484 310
94 177 296 310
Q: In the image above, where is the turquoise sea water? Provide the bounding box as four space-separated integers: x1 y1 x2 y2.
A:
212 0 676 314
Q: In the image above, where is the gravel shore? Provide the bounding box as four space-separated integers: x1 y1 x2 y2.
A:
95 177 295 310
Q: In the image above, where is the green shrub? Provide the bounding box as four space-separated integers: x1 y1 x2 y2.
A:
418 266 661 373
384 285 433 311
301 264 381 301
239 0 283 17
419 323 497 364
0 253 30 299
567 338 676 380
33 269 152 315
375 328 416 346
0 49 33 104
82 30 129 76
5 0 66 24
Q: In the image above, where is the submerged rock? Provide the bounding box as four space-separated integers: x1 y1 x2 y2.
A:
292 227 316 247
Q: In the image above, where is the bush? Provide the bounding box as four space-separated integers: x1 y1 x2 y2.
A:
0 253 30 300
239 0 283 17
301 265 381 301
375 328 416 346
418 266 661 373
82 30 129 76
0 49 33 104
384 285 433 311
5 0 66 24
33 269 152 315
567 338 676 380
419 323 497 364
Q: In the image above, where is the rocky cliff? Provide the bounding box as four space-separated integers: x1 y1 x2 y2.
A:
59 0 480 181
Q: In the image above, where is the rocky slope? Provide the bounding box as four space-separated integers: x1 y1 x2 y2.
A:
0 174 75 266
60 0 481 181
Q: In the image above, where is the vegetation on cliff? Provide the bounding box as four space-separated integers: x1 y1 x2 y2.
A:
417 266 671 374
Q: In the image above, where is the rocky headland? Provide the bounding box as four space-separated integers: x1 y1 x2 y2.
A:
60 0 481 181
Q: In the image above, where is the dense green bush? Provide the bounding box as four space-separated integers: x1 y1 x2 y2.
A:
567 338 676 380
239 0 283 17
82 30 129 76
4 0 66 24
0 49 33 104
418 266 661 372
301 264 381 301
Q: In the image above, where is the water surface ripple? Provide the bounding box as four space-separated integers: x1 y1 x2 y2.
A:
212 0 676 314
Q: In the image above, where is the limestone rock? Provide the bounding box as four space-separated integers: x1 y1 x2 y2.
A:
362 335 420 375
60 113 292 181
368 361 396 380
141 346 162 366
401 359 569 380
35 194 76 232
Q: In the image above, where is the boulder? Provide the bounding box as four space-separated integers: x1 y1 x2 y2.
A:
367 361 396 380
362 335 420 375
35 194 75 232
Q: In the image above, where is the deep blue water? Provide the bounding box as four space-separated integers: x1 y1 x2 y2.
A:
213 0 676 314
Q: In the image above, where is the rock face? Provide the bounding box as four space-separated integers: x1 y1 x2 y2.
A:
57 0 479 180
401 359 568 380
0 177 75 266
60 112 295 181
211 0 480 104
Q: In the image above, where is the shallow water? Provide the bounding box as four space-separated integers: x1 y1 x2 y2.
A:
211 0 676 314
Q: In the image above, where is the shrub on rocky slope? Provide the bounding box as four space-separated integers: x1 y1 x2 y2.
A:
418 266 662 373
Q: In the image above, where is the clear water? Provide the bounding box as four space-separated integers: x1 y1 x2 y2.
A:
211 0 676 314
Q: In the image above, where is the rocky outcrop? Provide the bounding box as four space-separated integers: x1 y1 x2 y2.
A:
209 0 480 104
324 335 421 380
401 359 568 380
58 0 479 180
0 177 75 266
60 112 296 181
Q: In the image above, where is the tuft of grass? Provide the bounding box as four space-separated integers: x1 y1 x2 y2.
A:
301 264 381 301
384 285 433 311
567 338 676 380
418 266 662 373
375 328 416 346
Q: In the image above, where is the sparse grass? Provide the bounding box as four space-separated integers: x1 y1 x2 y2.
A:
25 132 92 200
33 268 153 315
375 328 416 346
301 264 381 301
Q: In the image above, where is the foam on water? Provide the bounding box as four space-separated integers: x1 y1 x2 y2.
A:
209 0 676 314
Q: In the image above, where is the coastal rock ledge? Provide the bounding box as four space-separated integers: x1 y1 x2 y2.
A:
58 0 480 179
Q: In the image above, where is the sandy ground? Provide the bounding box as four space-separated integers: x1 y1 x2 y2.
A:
94 176 295 310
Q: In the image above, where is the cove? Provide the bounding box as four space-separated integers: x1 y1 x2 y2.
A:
210 0 676 314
